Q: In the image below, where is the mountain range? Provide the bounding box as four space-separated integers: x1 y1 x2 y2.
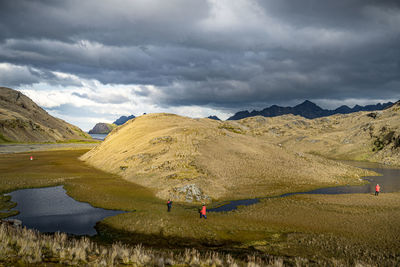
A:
88 115 136 135
113 115 135 125
207 115 221 120
228 100 393 120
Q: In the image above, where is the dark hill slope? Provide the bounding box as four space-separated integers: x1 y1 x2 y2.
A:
0 87 91 143
88 123 116 134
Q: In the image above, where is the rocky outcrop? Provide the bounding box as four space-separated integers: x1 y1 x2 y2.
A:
88 123 116 134
0 87 91 143
172 184 211 202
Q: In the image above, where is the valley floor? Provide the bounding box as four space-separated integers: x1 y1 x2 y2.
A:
0 148 399 266
0 142 98 154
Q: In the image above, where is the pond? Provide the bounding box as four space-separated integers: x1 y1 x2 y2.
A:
5 186 124 235
209 161 400 212
89 133 108 141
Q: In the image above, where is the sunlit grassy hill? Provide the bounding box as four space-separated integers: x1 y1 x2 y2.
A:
237 101 400 166
0 87 91 143
81 113 369 202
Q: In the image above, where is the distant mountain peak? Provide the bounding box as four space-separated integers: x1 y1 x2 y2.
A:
334 105 352 113
207 115 221 120
295 100 322 109
113 114 135 125
228 100 393 120
300 100 314 105
88 122 116 134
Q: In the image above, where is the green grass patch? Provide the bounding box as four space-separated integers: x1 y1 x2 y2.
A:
0 133 13 143
218 123 244 134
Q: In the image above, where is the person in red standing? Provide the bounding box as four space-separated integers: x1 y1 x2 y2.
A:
167 199 172 212
199 203 207 219
375 184 380 196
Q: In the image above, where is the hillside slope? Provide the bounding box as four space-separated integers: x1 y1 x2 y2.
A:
0 87 91 143
81 113 369 201
236 101 400 166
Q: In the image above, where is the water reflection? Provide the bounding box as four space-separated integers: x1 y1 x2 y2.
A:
89 133 108 141
7 186 124 235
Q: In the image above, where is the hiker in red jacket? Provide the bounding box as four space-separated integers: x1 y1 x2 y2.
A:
199 204 207 219
375 184 380 196
167 199 172 212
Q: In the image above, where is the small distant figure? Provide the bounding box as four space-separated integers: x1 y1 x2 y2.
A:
199 203 207 219
30 156 33 161
375 184 380 196
167 199 172 212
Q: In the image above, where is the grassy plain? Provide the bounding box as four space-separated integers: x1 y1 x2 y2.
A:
1 148 399 265
0 149 157 215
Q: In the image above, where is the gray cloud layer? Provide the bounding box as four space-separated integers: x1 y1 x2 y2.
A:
0 0 399 109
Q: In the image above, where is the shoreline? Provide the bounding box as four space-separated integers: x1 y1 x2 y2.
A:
0 143 98 154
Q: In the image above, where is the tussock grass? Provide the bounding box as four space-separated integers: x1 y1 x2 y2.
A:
0 222 272 266
234 193 400 265
2 222 386 266
238 105 400 166
2 221 395 266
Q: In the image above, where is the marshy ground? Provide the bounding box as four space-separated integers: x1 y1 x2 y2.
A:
1 147 399 265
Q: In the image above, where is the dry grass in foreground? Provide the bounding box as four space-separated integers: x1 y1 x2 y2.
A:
0 222 386 267
0 222 305 267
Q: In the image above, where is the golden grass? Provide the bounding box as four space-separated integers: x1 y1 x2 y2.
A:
234 193 400 264
0 222 273 266
0 148 399 265
237 105 400 166
81 113 371 202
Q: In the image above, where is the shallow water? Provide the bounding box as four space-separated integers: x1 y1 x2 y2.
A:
89 133 108 140
6 186 124 235
209 161 400 212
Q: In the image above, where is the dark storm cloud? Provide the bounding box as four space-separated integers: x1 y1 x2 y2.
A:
0 63 82 88
0 0 399 110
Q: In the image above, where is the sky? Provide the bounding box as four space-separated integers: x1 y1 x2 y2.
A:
0 0 399 131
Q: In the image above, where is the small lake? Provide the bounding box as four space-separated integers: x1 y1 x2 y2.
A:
6 186 124 235
89 133 108 140
210 161 400 212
